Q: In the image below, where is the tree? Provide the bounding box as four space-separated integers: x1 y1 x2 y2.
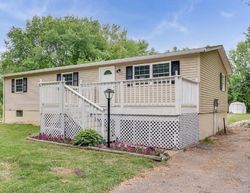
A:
0 16 156 74
229 27 250 112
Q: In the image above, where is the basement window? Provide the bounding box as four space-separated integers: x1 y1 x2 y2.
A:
16 110 23 117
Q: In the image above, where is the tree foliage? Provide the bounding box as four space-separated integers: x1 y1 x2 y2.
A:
229 27 250 112
0 16 156 74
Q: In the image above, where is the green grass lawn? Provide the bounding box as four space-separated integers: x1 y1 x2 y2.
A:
227 113 250 124
0 124 156 193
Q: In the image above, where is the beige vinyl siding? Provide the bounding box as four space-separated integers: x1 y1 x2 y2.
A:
5 73 55 111
200 51 228 113
4 54 199 124
5 67 99 110
4 55 199 111
115 54 199 81
4 67 99 124
79 67 98 83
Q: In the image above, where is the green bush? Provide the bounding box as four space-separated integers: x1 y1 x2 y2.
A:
73 129 103 146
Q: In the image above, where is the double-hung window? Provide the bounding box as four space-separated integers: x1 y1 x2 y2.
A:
15 78 23 92
130 61 180 80
57 72 79 86
153 63 170 77
62 73 73 86
134 65 150 79
220 73 226 91
11 78 28 93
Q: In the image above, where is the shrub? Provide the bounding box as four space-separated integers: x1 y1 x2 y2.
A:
73 129 103 146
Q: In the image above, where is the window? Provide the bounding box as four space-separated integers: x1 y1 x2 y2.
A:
104 70 112 75
62 73 73 86
11 78 27 93
220 73 226 91
16 110 23 117
134 65 150 79
131 61 180 80
171 61 180 75
15 79 23 92
126 66 133 80
153 63 170 77
57 72 79 86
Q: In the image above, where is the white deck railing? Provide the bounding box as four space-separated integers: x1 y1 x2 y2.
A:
39 76 199 140
39 81 105 138
79 76 199 113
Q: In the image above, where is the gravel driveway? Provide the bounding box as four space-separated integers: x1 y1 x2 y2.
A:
111 127 250 193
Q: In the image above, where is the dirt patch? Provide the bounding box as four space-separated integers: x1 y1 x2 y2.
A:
0 161 12 181
51 167 85 177
111 128 250 193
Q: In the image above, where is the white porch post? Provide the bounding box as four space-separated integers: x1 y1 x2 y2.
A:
59 81 65 137
175 73 182 115
39 79 43 133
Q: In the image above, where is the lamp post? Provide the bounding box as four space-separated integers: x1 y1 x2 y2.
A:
104 88 114 148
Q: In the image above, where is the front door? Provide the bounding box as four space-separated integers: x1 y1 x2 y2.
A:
99 66 115 105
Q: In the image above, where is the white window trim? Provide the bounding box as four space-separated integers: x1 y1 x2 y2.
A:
61 72 74 85
15 78 24 93
133 61 171 79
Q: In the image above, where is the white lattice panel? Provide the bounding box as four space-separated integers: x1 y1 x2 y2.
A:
40 113 64 137
64 113 82 138
106 115 180 149
179 113 199 148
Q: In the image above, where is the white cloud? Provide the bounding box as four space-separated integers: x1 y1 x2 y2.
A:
0 0 50 21
153 16 188 35
145 0 198 40
221 11 234 18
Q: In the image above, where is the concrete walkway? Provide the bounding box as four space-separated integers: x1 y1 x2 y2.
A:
111 128 250 193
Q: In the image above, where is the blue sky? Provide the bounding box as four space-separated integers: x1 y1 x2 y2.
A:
0 0 249 53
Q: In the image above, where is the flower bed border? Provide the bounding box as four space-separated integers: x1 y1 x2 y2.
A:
26 137 168 161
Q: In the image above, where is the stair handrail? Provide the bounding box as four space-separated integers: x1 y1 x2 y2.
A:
64 84 104 112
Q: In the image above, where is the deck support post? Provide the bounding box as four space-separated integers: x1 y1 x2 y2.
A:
175 74 182 115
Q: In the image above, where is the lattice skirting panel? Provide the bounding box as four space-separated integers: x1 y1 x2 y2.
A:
104 114 180 149
40 112 199 149
179 113 199 148
41 112 82 139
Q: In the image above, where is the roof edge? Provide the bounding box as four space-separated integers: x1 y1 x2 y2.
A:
3 45 231 78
